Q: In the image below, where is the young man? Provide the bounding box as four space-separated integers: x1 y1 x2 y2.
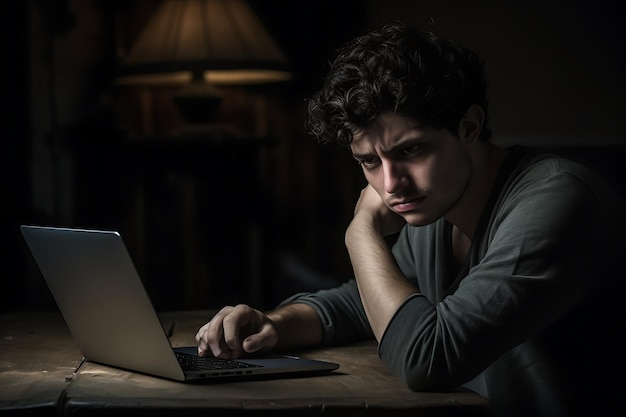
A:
196 22 625 416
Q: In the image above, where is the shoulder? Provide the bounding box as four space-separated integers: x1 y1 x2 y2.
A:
489 147 626 255
512 148 600 185
502 147 622 209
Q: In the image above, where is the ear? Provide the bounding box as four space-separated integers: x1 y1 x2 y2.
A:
458 104 484 144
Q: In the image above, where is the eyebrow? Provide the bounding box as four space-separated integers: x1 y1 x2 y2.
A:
351 151 375 161
351 135 425 161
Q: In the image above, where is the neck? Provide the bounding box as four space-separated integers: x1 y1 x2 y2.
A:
444 142 508 240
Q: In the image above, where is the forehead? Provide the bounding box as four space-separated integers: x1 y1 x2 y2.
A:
351 113 422 151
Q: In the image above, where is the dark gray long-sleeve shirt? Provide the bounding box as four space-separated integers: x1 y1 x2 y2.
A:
283 148 626 416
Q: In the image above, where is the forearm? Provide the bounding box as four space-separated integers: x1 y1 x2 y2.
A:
267 302 324 350
346 217 419 341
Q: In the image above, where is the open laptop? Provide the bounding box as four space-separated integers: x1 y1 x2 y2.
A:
20 225 339 382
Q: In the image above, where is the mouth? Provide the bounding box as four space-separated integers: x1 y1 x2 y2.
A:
389 196 426 213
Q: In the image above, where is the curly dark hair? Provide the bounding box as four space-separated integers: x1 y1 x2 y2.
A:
306 21 492 146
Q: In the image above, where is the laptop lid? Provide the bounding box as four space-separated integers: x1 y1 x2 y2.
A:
20 225 339 382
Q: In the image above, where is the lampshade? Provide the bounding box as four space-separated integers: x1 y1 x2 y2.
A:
117 0 292 86
117 0 292 126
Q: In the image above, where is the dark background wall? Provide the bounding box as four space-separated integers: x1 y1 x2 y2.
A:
368 0 626 147
2 0 625 312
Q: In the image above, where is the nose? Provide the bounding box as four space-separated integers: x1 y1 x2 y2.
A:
382 160 408 194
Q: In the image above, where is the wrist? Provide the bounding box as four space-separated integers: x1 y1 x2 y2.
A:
267 303 323 349
346 213 381 247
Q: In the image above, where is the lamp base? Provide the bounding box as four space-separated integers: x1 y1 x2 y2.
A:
173 123 243 141
173 80 223 124
173 94 223 125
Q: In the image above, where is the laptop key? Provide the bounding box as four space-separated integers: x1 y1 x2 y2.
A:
175 352 262 371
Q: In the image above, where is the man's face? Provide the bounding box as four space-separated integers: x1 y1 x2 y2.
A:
350 112 472 227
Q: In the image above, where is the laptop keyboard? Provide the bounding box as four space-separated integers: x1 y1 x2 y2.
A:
175 352 262 371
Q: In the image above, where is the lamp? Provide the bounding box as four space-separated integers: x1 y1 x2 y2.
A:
117 0 292 132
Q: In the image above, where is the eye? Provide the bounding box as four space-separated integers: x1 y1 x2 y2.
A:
400 144 421 157
357 157 380 169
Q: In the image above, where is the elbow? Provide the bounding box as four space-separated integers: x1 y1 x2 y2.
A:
382 346 470 392
378 297 474 392
403 375 431 392
399 366 455 392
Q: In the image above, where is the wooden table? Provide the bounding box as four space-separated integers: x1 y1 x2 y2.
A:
0 311 82 415
1 310 491 416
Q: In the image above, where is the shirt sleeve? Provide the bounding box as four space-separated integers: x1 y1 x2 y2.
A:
379 163 619 391
278 279 374 345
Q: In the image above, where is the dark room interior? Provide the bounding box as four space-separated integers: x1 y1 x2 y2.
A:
2 1 626 416
2 0 625 314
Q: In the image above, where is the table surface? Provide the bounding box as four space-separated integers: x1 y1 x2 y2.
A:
1 310 491 416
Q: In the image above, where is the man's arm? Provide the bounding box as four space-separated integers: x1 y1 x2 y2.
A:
345 185 419 342
196 302 323 358
267 303 324 349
